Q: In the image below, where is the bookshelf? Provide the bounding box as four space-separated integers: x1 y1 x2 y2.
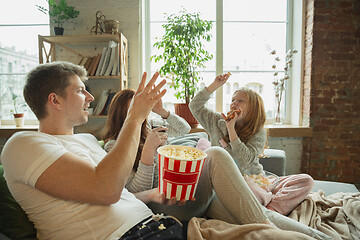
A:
38 33 128 116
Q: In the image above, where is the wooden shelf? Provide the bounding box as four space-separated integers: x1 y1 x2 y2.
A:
190 125 313 138
264 125 313 137
0 125 38 138
39 34 123 45
37 34 129 138
38 33 128 90
88 115 107 119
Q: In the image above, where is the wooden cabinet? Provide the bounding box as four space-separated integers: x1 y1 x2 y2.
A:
38 34 128 113
38 34 128 138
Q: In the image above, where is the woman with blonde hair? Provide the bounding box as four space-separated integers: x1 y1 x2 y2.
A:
189 73 314 216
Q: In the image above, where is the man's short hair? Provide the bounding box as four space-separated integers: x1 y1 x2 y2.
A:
24 61 88 120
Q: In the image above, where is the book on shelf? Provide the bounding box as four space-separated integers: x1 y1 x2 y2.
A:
78 57 88 66
87 55 97 76
95 47 108 76
100 92 116 115
99 40 117 76
99 48 111 75
111 43 120 76
93 89 111 116
104 45 117 76
89 53 102 76
84 57 93 71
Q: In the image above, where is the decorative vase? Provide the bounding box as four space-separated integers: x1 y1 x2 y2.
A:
13 113 25 127
174 103 198 128
274 93 283 125
54 27 64 35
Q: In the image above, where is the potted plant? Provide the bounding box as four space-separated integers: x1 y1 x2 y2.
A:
36 0 80 35
151 9 213 127
11 92 27 127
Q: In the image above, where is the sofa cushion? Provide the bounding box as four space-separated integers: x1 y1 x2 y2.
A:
260 149 286 176
312 180 359 196
168 132 209 148
0 165 37 240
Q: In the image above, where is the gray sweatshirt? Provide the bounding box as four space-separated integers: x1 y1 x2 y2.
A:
189 88 266 175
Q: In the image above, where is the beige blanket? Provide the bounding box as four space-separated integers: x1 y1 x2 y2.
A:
187 218 315 240
288 191 360 240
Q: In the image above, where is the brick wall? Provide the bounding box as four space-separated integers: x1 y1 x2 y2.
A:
302 0 360 183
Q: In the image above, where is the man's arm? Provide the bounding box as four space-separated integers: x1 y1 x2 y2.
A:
35 72 166 205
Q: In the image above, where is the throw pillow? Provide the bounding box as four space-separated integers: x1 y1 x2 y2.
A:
0 165 37 240
168 132 209 148
196 138 211 151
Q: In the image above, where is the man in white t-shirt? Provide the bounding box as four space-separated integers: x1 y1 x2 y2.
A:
1 62 184 240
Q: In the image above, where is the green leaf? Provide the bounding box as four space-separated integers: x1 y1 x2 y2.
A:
35 0 79 27
151 8 213 103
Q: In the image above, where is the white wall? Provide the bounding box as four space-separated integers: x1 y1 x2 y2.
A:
268 137 302 175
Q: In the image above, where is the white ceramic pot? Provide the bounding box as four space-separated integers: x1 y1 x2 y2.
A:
13 113 25 127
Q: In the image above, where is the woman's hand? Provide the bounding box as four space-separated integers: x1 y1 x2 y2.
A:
221 109 243 142
206 73 231 93
140 127 168 166
128 72 167 124
146 127 168 150
152 97 170 119
221 109 242 129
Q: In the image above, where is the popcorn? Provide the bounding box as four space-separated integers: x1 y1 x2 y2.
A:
245 171 279 192
247 174 272 186
158 146 205 160
158 224 166 230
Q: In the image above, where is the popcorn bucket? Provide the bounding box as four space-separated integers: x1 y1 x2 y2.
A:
157 145 207 201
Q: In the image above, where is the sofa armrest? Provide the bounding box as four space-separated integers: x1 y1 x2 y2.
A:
0 233 12 240
259 149 286 176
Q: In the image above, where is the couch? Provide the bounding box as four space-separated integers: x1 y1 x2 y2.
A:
0 132 358 240
259 148 359 195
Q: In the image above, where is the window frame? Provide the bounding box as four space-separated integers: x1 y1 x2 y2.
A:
0 23 49 125
142 0 305 125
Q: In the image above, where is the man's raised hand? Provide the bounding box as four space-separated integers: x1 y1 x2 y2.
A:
128 72 166 123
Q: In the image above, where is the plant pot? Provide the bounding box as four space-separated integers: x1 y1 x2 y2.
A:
54 27 64 35
13 113 25 127
174 103 198 128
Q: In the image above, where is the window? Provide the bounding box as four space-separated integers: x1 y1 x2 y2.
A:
0 0 50 124
143 0 303 124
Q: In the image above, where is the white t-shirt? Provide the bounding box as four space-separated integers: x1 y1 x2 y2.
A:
0 131 153 240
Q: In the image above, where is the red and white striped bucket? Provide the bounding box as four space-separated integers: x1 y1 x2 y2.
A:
157 145 207 201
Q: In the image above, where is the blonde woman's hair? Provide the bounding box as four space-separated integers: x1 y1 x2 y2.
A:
225 87 266 143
